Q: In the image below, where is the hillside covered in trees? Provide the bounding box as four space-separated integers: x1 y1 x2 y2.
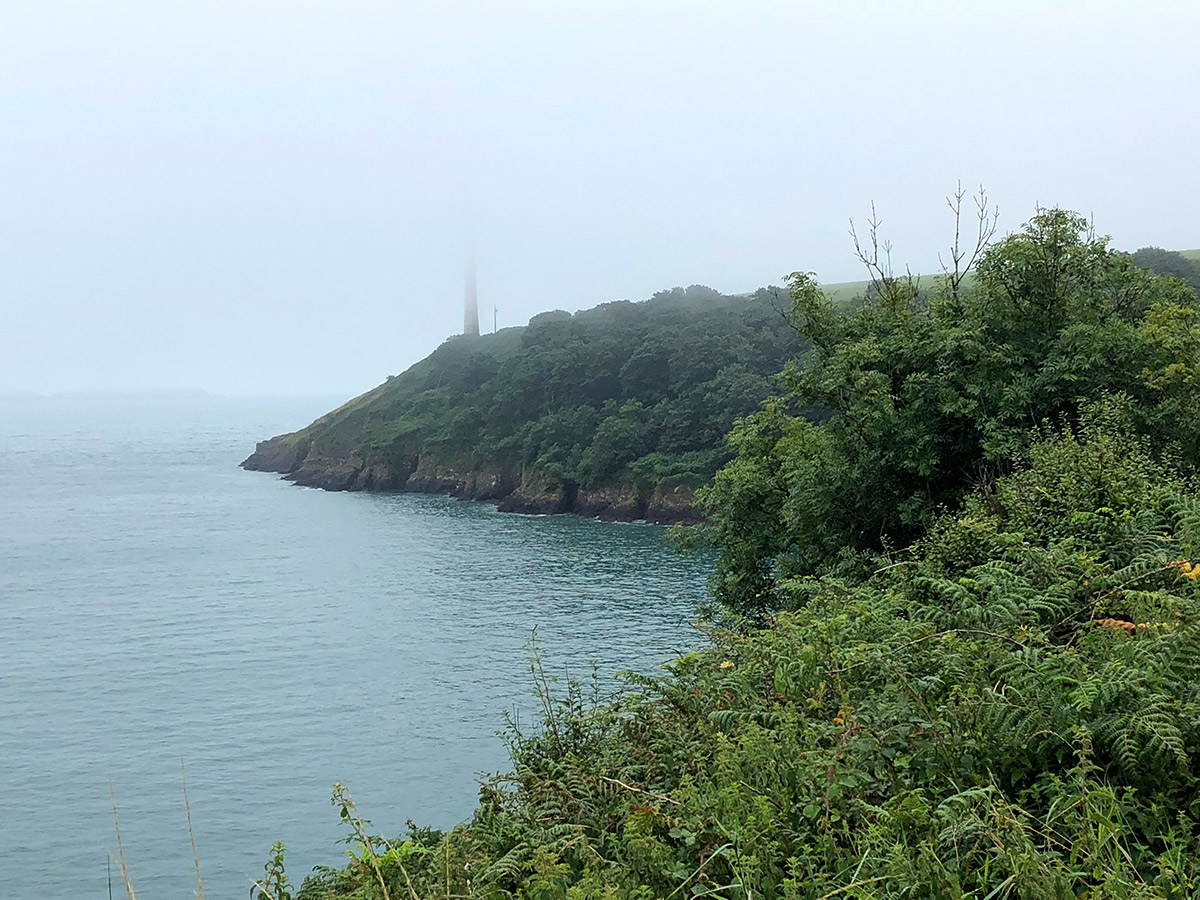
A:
243 232 1199 529
255 211 1200 899
1131 246 1200 295
243 285 807 522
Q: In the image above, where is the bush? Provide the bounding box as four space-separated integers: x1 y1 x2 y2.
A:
291 411 1200 898
702 209 1200 617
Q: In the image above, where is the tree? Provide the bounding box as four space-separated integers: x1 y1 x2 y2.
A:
702 205 1200 618
1131 246 1200 294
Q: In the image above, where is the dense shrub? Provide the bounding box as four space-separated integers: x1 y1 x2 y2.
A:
702 210 1200 617
270 208 1200 899
294 410 1200 898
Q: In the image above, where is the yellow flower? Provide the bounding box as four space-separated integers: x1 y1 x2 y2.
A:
720 660 735 670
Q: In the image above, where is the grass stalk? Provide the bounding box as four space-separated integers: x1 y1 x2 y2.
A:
181 758 204 900
108 782 137 900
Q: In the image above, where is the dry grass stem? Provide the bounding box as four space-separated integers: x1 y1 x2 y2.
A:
181 758 204 900
108 782 137 900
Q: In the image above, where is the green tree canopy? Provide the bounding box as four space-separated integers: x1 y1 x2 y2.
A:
702 209 1200 617
252 284 808 495
1131 246 1200 294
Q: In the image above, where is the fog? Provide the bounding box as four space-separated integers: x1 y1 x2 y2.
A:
2 0 1197 396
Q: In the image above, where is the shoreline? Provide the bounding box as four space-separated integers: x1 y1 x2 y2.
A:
241 435 704 526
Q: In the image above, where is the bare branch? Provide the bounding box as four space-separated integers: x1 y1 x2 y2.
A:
939 180 967 283
597 775 680 806
850 201 908 306
849 214 886 302
942 182 998 303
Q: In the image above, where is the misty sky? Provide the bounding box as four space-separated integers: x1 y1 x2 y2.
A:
2 1 1198 397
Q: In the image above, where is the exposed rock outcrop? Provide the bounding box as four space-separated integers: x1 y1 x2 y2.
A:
242 435 308 475
648 481 702 525
575 482 645 521
496 472 575 515
404 457 518 501
241 440 702 524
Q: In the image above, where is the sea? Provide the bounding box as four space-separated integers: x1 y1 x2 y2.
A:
0 395 711 899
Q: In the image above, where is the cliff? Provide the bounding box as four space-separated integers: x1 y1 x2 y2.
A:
243 437 702 524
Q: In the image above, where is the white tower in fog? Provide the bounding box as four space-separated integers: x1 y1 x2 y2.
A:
464 251 480 336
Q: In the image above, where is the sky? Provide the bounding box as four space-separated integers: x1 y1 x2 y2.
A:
1 1 1198 397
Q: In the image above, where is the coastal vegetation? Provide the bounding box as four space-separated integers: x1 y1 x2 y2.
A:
248 209 1200 898
704 214 1200 618
242 285 806 522
1130 248 1200 295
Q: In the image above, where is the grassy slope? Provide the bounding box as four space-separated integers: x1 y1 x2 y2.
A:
257 326 527 461
820 274 956 304
822 247 1198 300
819 277 873 303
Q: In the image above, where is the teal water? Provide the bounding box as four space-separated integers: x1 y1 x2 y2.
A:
0 397 710 899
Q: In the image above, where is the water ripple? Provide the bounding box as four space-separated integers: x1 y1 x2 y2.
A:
0 397 711 899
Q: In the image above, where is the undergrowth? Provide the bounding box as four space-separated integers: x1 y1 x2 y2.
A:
283 414 1200 898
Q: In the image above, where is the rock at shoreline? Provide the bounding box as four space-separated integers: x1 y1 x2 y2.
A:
241 434 307 474
241 441 702 525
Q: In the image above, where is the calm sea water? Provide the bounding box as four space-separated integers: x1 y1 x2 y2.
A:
0 396 710 899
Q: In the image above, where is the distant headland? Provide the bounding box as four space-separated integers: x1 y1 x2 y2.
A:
241 283 809 524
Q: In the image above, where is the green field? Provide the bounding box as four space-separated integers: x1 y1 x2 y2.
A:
818 247 1198 303
819 277 873 303
819 273 971 304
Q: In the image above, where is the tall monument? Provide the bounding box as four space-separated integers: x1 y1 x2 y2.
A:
464 251 480 336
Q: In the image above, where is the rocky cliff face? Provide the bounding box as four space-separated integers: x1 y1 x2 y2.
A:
242 436 401 491
242 434 309 476
241 439 700 524
403 456 517 501
648 481 702 525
